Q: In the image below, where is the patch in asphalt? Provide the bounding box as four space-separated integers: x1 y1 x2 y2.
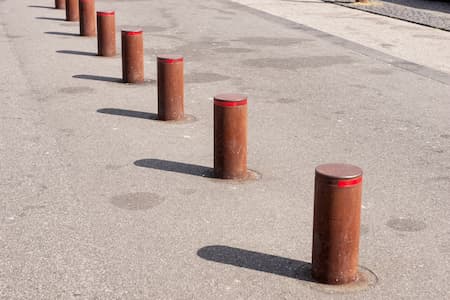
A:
197 5 237 15
105 164 124 171
242 56 355 70
58 86 95 94
59 128 75 137
6 34 24 39
177 188 197 196
386 217 427 232
215 16 233 21
366 68 394 75
185 72 230 83
232 36 311 46
276 98 299 104
140 25 168 33
110 192 164 211
213 47 255 54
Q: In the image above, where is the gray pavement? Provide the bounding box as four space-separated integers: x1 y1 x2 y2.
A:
339 0 450 31
0 0 449 299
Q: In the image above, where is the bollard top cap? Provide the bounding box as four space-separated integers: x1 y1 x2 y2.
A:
214 94 248 107
97 11 115 16
121 27 143 35
315 163 362 180
157 55 184 63
214 93 247 103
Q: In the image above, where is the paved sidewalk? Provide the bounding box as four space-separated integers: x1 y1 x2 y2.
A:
234 0 450 74
1 0 449 299
339 0 450 31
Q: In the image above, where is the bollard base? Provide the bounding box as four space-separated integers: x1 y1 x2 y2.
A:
122 79 156 86
296 264 378 294
210 169 261 183
156 114 197 124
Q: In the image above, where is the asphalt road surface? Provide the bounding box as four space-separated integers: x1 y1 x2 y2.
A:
1 0 449 299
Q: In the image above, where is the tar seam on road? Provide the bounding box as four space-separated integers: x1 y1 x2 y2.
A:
225 0 450 86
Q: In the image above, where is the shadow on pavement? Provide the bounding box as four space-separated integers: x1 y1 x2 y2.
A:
45 31 79 36
197 245 314 281
28 5 55 9
134 159 214 178
37 17 66 21
57 50 97 56
97 108 158 120
73 74 123 83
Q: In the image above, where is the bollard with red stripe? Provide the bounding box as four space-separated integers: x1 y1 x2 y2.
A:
55 0 65 9
121 28 144 83
312 163 363 284
97 11 116 56
79 0 96 36
214 94 247 179
157 55 184 121
65 0 79 21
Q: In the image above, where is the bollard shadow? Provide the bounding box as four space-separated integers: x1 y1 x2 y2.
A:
36 17 66 21
197 245 314 282
57 50 97 57
73 74 123 83
45 31 79 37
28 5 54 9
97 108 157 120
134 159 215 178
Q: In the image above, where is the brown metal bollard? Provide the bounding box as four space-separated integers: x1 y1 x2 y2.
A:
121 29 144 83
65 0 79 21
55 0 65 9
157 55 184 121
97 11 116 56
312 163 363 284
79 0 95 36
214 94 247 179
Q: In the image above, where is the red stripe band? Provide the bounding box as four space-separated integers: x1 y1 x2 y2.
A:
214 99 247 107
97 12 115 16
337 177 362 188
125 31 143 36
158 58 184 64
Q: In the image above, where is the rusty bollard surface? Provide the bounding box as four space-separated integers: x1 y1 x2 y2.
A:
65 0 79 21
79 0 96 36
55 0 65 9
157 55 184 121
214 94 248 179
97 11 116 56
121 28 144 83
312 163 363 284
